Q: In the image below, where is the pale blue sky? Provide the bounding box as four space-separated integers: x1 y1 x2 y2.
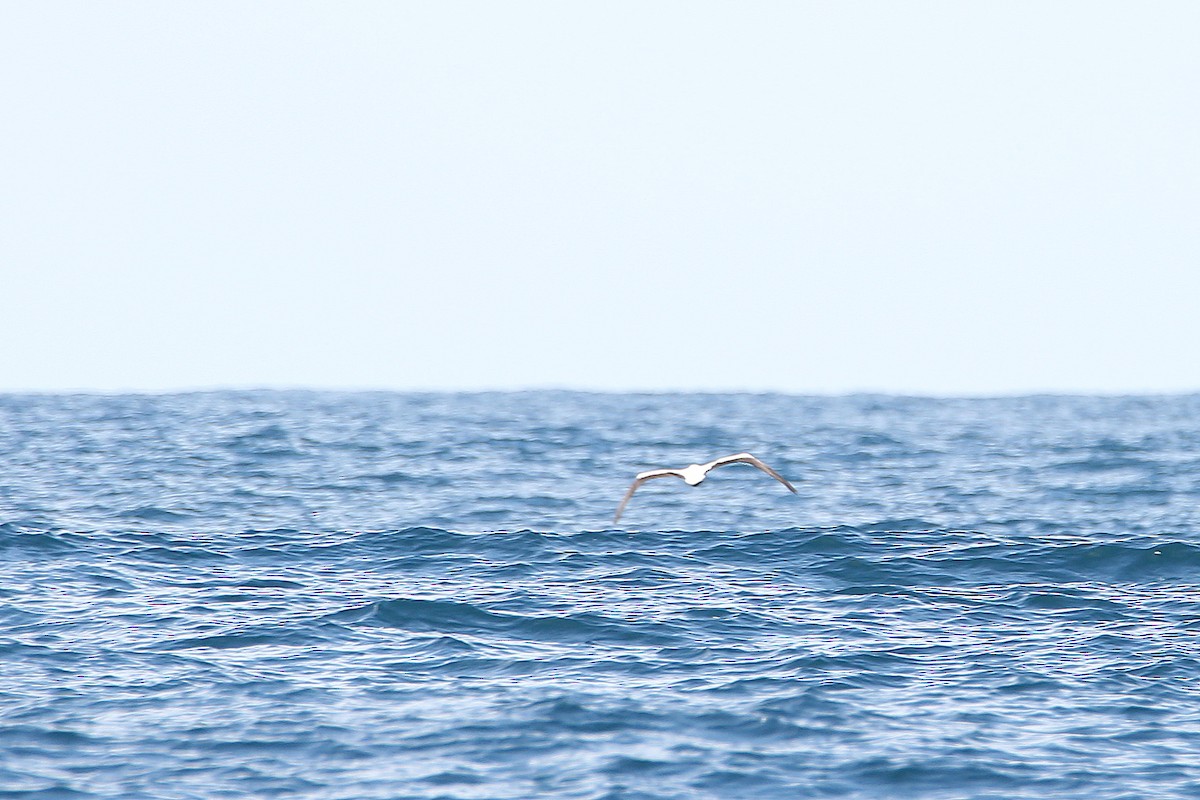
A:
2 2 1197 394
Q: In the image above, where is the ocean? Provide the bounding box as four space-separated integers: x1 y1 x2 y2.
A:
2 391 1199 799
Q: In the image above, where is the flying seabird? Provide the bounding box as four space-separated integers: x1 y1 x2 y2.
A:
613 452 796 524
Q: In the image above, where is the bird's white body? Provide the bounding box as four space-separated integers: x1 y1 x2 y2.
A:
614 452 796 523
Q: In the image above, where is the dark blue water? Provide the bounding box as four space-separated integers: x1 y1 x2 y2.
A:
3 392 1200 799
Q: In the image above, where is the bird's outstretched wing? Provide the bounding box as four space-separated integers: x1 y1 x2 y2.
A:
705 453 797 493
613 469 683 524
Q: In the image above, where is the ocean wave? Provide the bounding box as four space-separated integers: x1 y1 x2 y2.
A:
7 523 1199 585
5 392 1200 798
362 598 682 647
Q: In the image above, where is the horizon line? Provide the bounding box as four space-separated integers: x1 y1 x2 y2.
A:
1 384 1198 400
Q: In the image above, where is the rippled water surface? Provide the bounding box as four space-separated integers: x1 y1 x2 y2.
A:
3 391 1200 798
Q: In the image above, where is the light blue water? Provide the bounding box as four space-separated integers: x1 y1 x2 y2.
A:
2 391 1200 798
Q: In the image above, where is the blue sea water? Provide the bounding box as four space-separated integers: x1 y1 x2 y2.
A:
2 391 1200 799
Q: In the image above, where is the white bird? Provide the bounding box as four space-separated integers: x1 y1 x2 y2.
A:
613 452 796 524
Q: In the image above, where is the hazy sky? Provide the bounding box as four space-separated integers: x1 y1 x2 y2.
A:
2 2 1197 394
